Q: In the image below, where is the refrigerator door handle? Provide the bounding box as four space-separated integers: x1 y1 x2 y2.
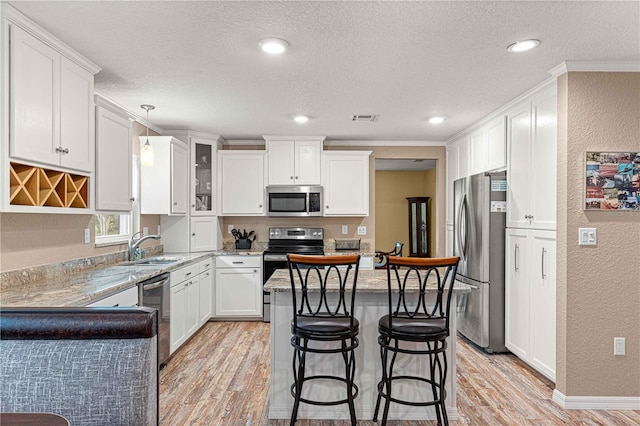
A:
515 244 519 272
456 194 469 260
541 247 547 279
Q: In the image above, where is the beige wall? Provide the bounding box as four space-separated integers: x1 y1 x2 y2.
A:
375 169 437 256
557 72 640 397
0 123 161 272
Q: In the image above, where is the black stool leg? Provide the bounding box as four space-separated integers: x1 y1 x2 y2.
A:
427 342 443 425
439 343 449 426
380 342 399 425
342 339 357 426
290 337 307 426
373 336 388 422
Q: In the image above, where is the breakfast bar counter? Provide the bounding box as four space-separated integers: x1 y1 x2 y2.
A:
264 268 471 421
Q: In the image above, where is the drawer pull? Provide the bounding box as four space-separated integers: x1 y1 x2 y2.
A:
232 261 244 264
185 272 192 276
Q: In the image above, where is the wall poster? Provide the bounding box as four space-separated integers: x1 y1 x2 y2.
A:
585 152 640 210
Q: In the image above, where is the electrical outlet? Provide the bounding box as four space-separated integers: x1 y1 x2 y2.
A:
342 225 348 235
228 225 234 234
157 225 161 235
83 228 91 244
143 226 149 236
357 226 367 235
614 337 625 355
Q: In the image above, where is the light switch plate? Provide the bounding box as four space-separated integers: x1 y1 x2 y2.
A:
342 225 348 235
578 228 597 245
228 225 234 234
357 226 367 236
143 227 149 236
83 228 90 244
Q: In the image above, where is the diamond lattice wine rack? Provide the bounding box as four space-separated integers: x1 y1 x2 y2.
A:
9 162 89 208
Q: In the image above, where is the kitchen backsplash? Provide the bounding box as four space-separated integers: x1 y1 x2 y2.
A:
221 216 373 251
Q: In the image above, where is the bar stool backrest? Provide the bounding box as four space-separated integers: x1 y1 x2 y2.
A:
385 256 460 331
287 254 361 330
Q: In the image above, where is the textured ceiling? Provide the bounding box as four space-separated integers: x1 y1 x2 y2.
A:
8 1 640 142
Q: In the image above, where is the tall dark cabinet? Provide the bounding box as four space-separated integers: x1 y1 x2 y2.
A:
407 197 430 257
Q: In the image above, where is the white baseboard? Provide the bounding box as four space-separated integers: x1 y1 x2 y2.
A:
553 389 640 410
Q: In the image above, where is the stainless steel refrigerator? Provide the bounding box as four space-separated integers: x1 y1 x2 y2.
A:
454 171 507 353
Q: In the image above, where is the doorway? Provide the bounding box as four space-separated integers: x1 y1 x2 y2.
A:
374 159 437 256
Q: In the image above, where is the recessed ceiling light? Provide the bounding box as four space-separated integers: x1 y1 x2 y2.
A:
428 116 445 125
293 115 309 123
507 39 541 53
259 37 289 54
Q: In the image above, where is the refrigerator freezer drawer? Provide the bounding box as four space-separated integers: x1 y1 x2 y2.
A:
457 280 489 349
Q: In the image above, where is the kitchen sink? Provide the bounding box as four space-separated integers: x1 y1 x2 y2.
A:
118 257 182 266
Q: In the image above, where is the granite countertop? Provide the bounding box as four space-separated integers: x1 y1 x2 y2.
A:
264 269 471 293
0 252 220 308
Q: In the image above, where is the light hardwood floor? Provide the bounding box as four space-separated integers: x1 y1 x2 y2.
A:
160 322 640 425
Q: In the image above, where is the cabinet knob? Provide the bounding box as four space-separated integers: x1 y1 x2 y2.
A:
192 233 196 236
173 202 178 205
326 205 329 209
55 147 63 153
295 176 298 179
259 204 263 208
63 148 69 154
290 176 294 180
130 197 135 202
192 204 195 208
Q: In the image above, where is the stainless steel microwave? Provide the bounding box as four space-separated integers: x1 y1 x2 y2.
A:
266 186 323 217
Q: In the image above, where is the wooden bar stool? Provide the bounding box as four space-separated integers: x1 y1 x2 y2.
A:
373 255 460 426
287 254 361 426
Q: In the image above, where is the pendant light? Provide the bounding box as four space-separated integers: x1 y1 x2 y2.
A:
140 104 155 166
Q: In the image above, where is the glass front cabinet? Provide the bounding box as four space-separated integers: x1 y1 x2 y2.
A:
191 138 216 216
407 196 430 257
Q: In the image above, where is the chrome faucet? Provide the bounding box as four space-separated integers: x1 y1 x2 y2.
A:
128 231 161 261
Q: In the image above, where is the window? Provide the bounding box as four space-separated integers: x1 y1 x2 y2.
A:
95 213 131 245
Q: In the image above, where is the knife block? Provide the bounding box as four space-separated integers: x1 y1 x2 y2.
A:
235 239 252 250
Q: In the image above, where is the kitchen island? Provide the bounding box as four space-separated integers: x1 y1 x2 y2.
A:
264 268 470 421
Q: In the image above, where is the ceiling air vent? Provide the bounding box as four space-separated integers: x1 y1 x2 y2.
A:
350 114 379 122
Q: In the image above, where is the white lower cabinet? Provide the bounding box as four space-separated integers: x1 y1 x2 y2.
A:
505 228 556 381
170 280 188 353
214 256 262 318
198 261 213 326
170 257 213 355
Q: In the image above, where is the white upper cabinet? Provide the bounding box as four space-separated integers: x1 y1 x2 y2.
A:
218 151 266 216
469 116 506 175
95 97 134 212
507 83 557 230
8 24 97 173
265 137 324 185
322 151 371 216
165 131 221 216
140 136 188 215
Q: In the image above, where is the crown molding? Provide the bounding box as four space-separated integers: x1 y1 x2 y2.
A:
2 3 101 74
323 140 445 147
549 61 640 78
94 94 137 121
262 135 326 142
223 140 265 146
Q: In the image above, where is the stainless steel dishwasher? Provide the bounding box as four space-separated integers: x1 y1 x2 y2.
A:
138 273 171 365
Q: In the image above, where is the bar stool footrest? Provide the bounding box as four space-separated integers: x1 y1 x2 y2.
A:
376 375 446 407
291 374 359 406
